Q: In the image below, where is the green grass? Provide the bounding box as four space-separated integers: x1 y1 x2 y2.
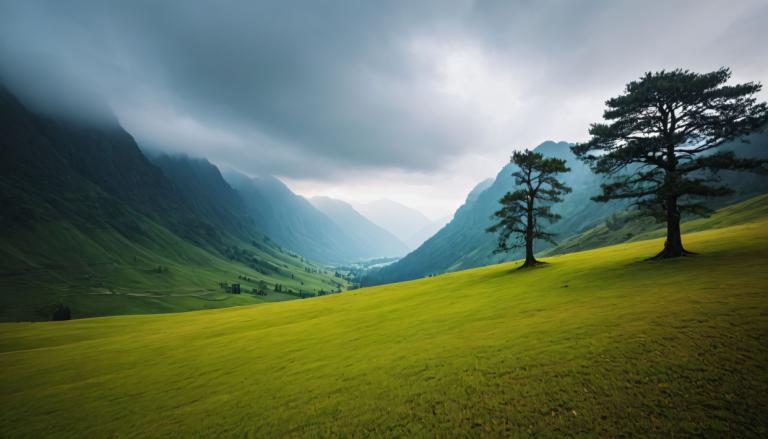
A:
1 205 767 436
0 217 347 321
547 193 768 256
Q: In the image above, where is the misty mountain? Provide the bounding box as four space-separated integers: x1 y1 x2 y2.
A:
224 172 405 264
365 137 768 285
0 85 340 320
150 154 256 240
404 215 452 251
310 196 409 258
353 199 434 248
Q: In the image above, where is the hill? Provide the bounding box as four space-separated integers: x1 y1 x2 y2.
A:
310 196 409 258
367 136 768 285
1 196 766 437
0 86 346 321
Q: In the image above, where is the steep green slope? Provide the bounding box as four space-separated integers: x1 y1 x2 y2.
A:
1 204 766 437
0 87 346 321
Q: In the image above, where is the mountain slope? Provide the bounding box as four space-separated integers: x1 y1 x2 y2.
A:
354 199 433 247
405 215 452 250
2 200 766 437
150 154 256 240
225 171 405 264
547 192 768 256
310 196 409 258
365 141 625 284
367 136 768 285
0 86 346 321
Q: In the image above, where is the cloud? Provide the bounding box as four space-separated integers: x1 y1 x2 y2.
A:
1 0 766 216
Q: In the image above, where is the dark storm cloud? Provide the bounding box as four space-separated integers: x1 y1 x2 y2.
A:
0 0 476 177
1 0 766 181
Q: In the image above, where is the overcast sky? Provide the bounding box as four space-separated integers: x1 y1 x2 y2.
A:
1 0 767 218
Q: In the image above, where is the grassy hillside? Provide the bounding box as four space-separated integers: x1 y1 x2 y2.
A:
367 134 768 285
547 193 768 256
0 87 348 321
0 216 346 321
1 204 766 436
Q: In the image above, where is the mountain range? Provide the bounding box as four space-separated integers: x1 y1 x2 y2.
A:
223 172 408 264
2 80 766 319
310 196 409 257
0 86 354 320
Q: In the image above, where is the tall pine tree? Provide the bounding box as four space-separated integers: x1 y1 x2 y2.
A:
487 150 571 268
572 68 768 258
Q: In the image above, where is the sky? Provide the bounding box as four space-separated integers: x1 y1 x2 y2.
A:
1 0 767 219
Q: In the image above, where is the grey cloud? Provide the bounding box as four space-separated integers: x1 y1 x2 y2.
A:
1 0 766 182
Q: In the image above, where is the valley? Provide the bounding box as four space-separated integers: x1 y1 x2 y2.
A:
1 4 766 436
2 198 766 437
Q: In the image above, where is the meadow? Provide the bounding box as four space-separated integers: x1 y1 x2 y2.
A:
1 205 767 437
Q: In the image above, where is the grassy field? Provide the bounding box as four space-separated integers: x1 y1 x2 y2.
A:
1 214 767 436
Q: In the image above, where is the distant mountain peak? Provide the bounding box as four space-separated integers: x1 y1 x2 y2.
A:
353 199 433 247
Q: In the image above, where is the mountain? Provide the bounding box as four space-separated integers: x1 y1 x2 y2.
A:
310 196 409 257
363 141 619 284
150 154 255 240
365 136 768 285
404 215 452 250
0 85 347 321
224 171 403 264
353 199 433 248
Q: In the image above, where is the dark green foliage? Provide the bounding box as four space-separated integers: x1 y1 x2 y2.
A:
51 304 71 321
572 68 768 258
487 150 571 266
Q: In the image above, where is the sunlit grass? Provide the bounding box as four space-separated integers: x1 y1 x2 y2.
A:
1 216 766 436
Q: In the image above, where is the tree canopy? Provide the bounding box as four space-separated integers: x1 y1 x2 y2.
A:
572 68 768 258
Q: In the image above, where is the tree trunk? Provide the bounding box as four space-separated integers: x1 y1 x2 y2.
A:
652 147 693 260
522 199 538 267
653 194 693 259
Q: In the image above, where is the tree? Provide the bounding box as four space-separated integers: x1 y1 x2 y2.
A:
486 150 571 268
52 304 71 321
573 68 768 258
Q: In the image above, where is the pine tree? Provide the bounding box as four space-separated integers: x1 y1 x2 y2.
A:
487 149 571 268
573 68 768 258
